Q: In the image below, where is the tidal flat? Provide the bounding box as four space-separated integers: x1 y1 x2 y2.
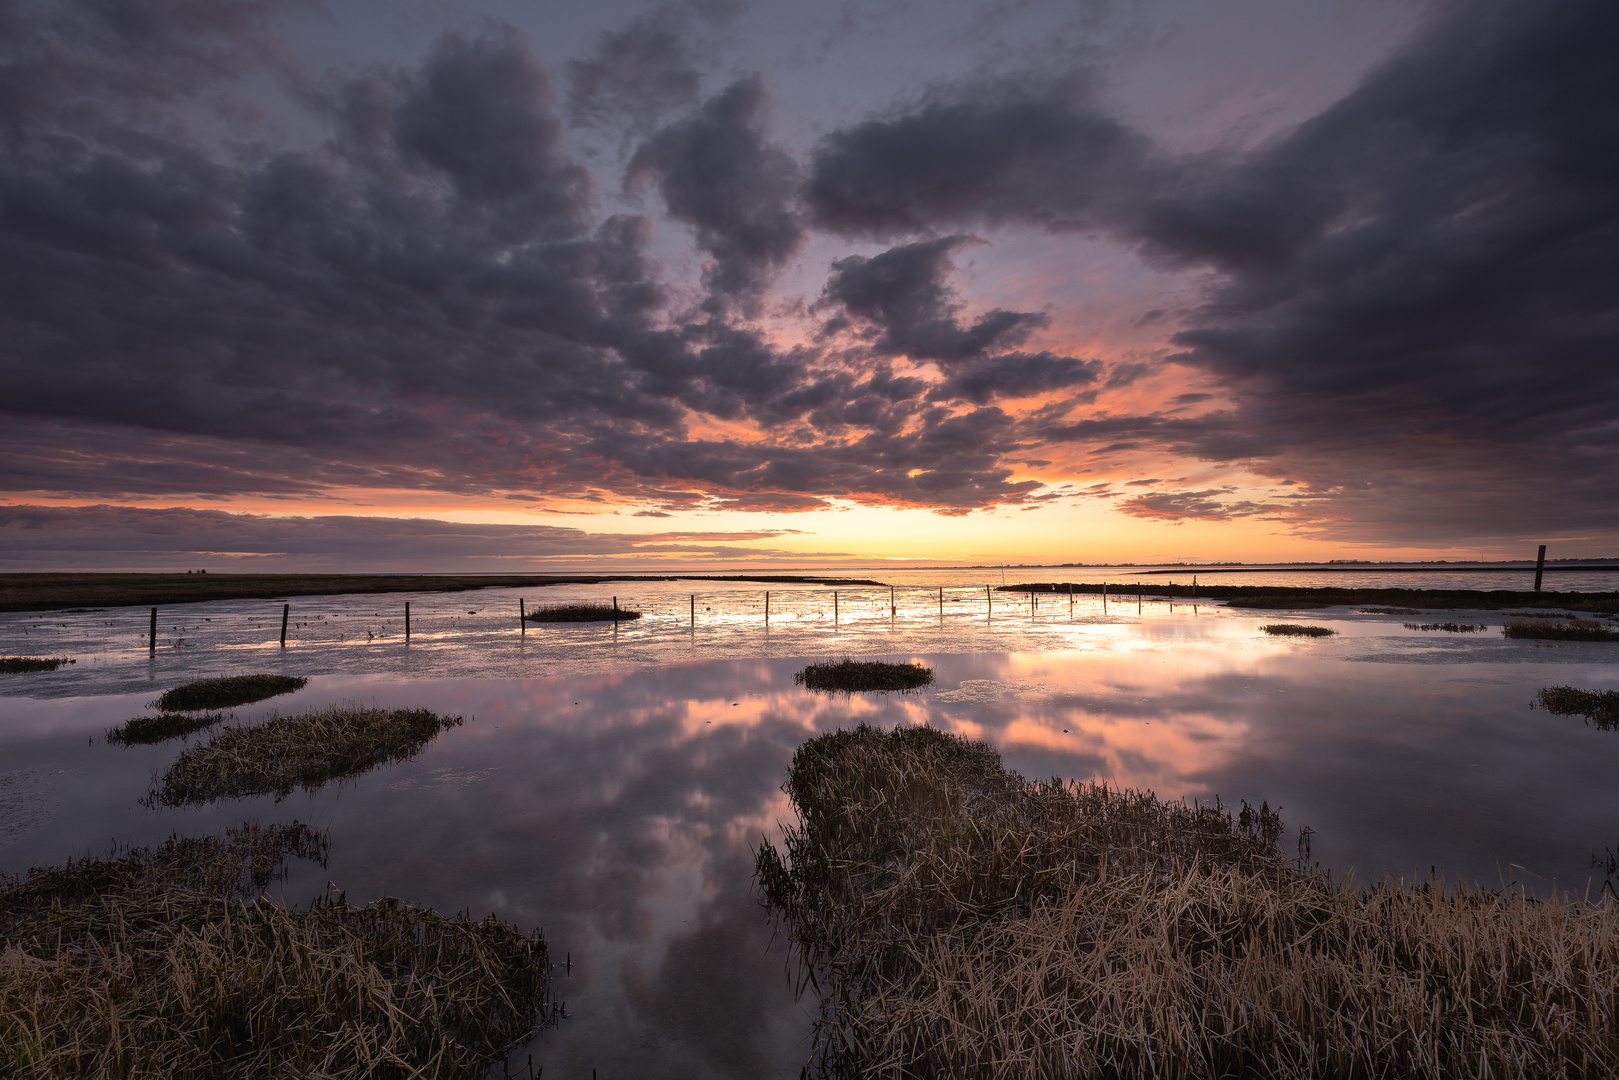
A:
4 573 1619 1076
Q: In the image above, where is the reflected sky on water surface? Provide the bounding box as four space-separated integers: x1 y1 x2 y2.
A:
4 596 1619 1077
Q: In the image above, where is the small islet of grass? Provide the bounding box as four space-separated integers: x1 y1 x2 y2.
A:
523 602 642 623
1260 623 1336 637
1537 686 1619 730
1404 622 1488 633
150 704 463 805
794 658 936 693
1504 617 1619 642
156 673 307 711
108 711 230 746
0 822 552 1079
0 656 75 673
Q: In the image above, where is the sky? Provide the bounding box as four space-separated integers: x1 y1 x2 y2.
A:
1 0 1614 571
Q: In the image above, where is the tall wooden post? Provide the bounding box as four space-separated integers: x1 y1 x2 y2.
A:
833 591 839 624
1534 544 1547 592
939 587 943 615
405 602 411 641
612 596 619 619
1103 582 1108 612
765 591 770 623
280 603 289 647
149 607 157 653
890 585 896 616
690 594 695 625
520 598 526 633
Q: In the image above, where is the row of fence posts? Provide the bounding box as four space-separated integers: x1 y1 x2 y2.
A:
136 582 1217 653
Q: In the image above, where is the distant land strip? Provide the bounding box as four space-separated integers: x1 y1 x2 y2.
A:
1132 565 1619 575
1000 582 1619 613
0 573 885 613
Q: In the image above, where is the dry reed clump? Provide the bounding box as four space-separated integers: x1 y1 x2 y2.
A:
107 711 229 746
0 656 74 673
1503 617 1619 642
0 822 552 1079
150 705 462 805
523 602 641 622
1260 623 1335 637
1359 606 1423 615
1537 686 1619 729
1403 621 1487 632
794 658 935 693
755 723 1619 1079
156 673 307 711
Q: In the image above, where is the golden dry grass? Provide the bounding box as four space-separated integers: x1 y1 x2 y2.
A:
156 674 306 711
795 658 936 693
150 705 462 805
756 724 1619 1079
1504 617 1619 642
0 822 552 1079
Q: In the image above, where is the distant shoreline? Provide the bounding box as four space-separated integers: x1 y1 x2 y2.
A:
0 573 886 613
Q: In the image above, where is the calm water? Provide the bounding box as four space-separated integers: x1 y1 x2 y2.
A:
3 571 1618 1077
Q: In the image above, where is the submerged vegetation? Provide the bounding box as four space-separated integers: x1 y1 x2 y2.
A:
1260 623 1336 637
794 658 936 693
108 711 229 746
1503 617 1619 641
151 705 463 804
524 602 642 622
0 822 551 1078
756 724 1619 1079
1404 621 1488 632
156 673 307 711
0 656 74 673
1537 686 1619 729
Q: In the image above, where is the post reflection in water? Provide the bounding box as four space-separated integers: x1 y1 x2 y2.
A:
3 608 1619 1075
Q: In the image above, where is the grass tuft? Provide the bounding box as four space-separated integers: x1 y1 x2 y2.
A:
0 656 74 673
1358 607 1423 615
1537 686 1619 729
1260 623 1335 637
523 602 642 622
0 822 551 1078
1503 617 1619 641
794 658 935 693
150 705 462 805
156 673 307 711
108 711 229 746
756 724 1619 1079
1403 621 1487 632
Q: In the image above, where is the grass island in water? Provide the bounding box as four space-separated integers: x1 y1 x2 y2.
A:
0 822 552 1078
1260 623 1336 637
794 658 936 693
523 601 641 622
0 656 74 673
756 724 1619 1079
156 673 307 711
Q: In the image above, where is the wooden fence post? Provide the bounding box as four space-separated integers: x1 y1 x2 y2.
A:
280 603 289 647
520 598 526 633
1535 544 1547 592
149 607 157 653
405 602 411 641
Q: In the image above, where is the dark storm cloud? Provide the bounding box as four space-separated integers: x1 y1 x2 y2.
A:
0 1 1049 518
808 0 1619 540
0 504 813 570
628 76 804 306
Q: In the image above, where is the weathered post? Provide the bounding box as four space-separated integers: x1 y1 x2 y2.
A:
1069 582 1074 609
765 591 770 623
613 596 619 619
890 584 896 616
1534 544 1547 592
833 591 839 624
520 598 526 633
939 586 944 615
405 602 411 641
690 594 696 625
280 603 289 647
149 607 157 653
1103 582 1108 611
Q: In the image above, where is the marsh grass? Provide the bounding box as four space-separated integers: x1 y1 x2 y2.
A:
1403 621 1488 632
1359 607 1423 615
108 711 229 746
523 602 642 622
1503 617 1619 642
0 822 552 1078
794 658 935 693
755 724 1619 1079
0 656 74 673
156 673 307 711
1537 686 1619 729
1260 623 1336 637
150 705 462 804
